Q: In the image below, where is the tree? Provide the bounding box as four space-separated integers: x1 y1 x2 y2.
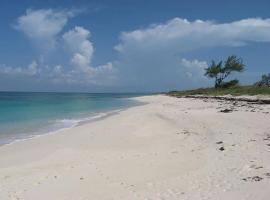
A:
254 73 270 87
204 55 245 88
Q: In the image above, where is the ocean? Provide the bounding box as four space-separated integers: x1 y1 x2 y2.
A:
0 92 145 145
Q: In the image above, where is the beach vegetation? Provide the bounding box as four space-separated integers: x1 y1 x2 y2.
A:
167 85 270 96
204 55 244 88
254 73 270 87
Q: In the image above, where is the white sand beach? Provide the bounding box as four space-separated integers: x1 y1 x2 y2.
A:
1 95 270 200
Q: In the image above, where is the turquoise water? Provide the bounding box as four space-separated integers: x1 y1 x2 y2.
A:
0 92 144 145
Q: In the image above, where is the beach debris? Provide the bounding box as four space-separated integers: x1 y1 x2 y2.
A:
242 176 263 182
219 147 225 151
232 101 238 106
263 134 270 141
220 109 233 113
255 166 263 170
250 164 263 170
182 130 189 134
264 173 270 177
182 95 270 104
216 141 223 144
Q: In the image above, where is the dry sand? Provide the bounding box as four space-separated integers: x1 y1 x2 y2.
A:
0 95 270 200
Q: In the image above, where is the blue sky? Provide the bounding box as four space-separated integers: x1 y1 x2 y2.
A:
0 0 270 92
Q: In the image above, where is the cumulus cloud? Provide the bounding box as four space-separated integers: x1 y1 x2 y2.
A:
116 18 270 53
62 26 116 84
0 61 39 76
4 15 270 91
180 58 208 79
14 9 75 48
63 26 94 73
8 9 115 88
113 17 270 91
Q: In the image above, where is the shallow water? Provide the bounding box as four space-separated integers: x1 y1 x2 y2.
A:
0 92 145 145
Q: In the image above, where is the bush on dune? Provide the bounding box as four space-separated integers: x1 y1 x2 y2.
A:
254 74 270 87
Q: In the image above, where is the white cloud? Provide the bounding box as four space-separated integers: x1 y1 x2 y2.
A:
116 18 270 53
0 61 39 76
113 17 270 91
4 15 270 91
10 9 115 87
14 9 75 48
52 65 63 74
180 58 208 79
63 26 94 73
61 26 116 84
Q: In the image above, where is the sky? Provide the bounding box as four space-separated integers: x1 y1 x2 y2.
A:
0 0 270 92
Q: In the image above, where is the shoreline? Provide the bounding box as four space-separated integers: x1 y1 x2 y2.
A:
0 110 119 147
3 109 124 147
0 97 145 147
1 95 270 200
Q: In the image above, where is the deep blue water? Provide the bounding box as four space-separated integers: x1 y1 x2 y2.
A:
0 92 145 145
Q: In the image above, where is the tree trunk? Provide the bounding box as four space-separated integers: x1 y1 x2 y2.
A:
215 77 222 88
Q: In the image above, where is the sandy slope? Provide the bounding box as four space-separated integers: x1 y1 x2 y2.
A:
0 95 270 200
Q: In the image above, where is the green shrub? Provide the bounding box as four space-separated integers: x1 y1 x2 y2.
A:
220 79 239 88
254 74 270 87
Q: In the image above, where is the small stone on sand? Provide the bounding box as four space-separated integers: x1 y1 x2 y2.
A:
219 147 225 151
